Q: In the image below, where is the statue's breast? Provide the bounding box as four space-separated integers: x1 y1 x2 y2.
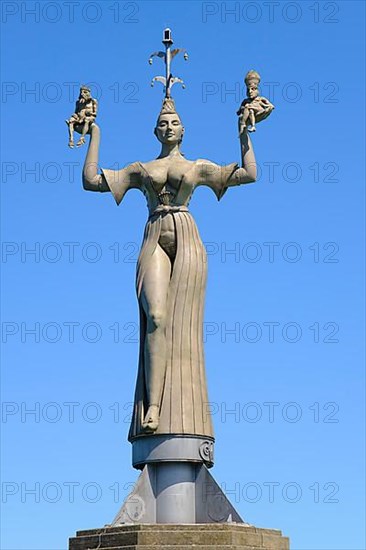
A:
139 160 197 208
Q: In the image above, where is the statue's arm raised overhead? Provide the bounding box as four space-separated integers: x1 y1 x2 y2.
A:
82 123 141 200
196 130 257 200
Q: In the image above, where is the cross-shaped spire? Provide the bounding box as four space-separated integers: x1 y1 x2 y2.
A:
149 28 188 98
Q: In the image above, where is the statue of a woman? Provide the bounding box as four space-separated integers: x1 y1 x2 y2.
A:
82 97 257 444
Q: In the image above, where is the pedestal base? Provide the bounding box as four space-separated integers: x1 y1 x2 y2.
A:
112 464 243 524
69 523 290 549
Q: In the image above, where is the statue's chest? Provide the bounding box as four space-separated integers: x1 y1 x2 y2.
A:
148 166 186 194
79 99 92 112
140 161 196 207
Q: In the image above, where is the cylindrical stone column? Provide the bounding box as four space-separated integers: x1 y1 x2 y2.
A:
155 462 196 523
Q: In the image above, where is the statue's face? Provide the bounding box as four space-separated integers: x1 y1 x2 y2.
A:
247 85 259 99
155 113 184 145
80 88 91 100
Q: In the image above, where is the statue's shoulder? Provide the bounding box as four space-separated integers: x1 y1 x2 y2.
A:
195 158 214 169
180 157 196 172
195 158 219 178
128 161 145 175
136 160 156 181
194 159 239 190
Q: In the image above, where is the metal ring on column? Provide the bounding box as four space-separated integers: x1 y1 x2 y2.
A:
131 434 215 469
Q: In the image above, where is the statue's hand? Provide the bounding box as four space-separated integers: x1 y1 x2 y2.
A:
89 122 100 134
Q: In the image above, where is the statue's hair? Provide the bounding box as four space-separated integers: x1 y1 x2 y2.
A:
244 70 260 87
80 85 91 92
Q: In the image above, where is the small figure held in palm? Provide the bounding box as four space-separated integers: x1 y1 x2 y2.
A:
66 85 98 148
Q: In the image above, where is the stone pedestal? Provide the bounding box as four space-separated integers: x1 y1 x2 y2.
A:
111 464 243 524
69 523 290 549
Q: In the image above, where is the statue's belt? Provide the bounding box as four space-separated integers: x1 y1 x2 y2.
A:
148 205 189 220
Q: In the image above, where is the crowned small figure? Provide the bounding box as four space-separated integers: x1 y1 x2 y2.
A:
237 70 274 136
66 85 98 148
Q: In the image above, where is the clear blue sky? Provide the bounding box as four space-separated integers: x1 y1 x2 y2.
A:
1 1 365 549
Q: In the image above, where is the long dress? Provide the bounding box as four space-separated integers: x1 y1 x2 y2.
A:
102 160 238 442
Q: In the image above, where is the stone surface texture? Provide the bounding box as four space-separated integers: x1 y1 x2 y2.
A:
69 523 290 550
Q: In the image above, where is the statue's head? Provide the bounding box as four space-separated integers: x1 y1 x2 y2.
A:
154 98 184 146
245 70 260 99
79 85 91 101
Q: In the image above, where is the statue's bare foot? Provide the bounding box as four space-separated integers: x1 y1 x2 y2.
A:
76 137 86 147
142 405 159 433
68 140 74 148
248 126 256 132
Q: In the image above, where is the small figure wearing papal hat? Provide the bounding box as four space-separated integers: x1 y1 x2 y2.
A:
66 85 98 148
